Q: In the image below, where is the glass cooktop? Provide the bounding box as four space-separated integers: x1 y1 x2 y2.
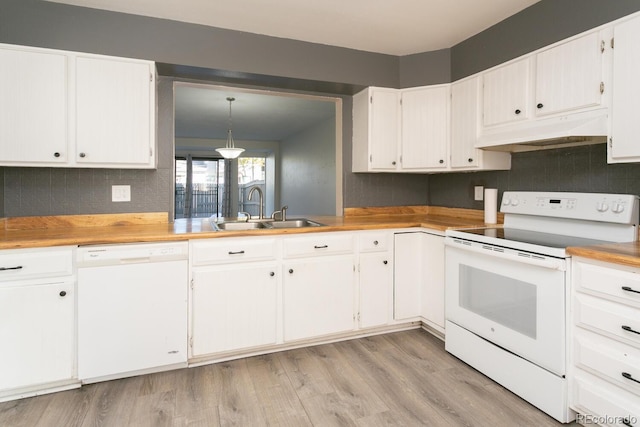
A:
452 227 611 250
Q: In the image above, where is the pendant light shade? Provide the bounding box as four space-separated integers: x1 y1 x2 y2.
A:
215 97 245 159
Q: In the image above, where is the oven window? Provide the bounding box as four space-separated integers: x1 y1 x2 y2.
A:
459 266 537 338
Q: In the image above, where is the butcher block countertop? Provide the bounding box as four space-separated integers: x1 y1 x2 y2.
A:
0 206 498 250
568 242 640 269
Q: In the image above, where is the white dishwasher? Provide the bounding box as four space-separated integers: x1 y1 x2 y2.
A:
77 241 188 383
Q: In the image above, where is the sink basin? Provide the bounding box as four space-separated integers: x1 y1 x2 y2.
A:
215 221 271 230
270 219 325 228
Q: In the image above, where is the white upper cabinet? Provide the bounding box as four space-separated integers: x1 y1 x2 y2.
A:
450 76 511 170
352 87 399 172
75 56 155 167
535 31 604 117
0 46 69 165
609 13 640 163
0 43 156 169
400 85 450 170
482 57 532 127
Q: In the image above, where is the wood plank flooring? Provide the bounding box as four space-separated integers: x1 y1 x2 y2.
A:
0 329 574 426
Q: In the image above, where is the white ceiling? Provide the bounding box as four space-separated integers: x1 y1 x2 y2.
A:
45 0 540 56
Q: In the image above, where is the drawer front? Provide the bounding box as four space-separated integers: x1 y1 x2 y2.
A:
576 260 640 307
0 247 73 282
574 329 640 397
575 293 640 348
283 233 355 258
191 238 278 266
358 231 391 253
572 371 640 427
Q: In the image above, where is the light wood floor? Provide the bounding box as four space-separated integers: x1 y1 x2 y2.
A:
0 329 574 426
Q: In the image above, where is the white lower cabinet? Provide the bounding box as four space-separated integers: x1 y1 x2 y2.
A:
0 246 76 401
358 231 393 329
570 257 640 426
191 263 278 356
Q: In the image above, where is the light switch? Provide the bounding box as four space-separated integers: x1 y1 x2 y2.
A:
112 185 131 202
474 186 484 201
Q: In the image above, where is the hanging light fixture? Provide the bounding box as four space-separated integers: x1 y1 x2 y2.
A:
215 96 245 159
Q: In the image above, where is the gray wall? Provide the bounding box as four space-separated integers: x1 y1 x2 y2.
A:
428 144 640 209
280 118 336 216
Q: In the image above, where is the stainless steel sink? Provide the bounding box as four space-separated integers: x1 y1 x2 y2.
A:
215 221 271 230
269 219 325 228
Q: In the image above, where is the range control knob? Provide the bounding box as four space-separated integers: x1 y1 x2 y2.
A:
510 199 519 207
612 203 625 214
502 198 511 206
596 202 609 212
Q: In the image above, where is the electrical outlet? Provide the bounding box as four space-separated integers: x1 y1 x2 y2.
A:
474 186 484 201
112 185 131 202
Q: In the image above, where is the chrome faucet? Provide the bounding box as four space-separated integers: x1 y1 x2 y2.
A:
248 186 264 219
271 205 288 221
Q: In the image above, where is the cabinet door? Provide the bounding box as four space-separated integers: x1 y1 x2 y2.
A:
401 86 449 170
0 46 68 165
75 56 155 167
191 264 278 356
483 58 531 127
535 31 603 117
283 256 355 341
370 88 400 170
393 232 423 320
451 77 480 168
0 279 74 390
421 233 445 330
610 15 640 162
359 253 392 328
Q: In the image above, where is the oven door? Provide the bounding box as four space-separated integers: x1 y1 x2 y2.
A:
445 238 567 376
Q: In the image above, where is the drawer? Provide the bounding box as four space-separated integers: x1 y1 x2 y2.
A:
575 293 640 348
574 328 640 397
191 237 278 266
283 233 355 258
575 260 640 307
572 370 640 427
0 246 74 282
358 231 391 253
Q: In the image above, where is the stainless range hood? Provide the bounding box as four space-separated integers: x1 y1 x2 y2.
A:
476 108 608 152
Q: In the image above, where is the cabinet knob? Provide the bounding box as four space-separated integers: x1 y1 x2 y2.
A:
373 240 379 246
54 152 61 158
59 291 67 297
537 103 544 109
289 268 294 274
439 159 444 164
514 109 521 115
79 152 86 158
269 271 275 277
383 260 388 265
468 158 473 163
391 161 396 166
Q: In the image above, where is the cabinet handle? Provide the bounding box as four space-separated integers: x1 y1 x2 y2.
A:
383 260 388 265
54 152 61 158
622 325 640 335
468 158 473 163
0 265 23 271
373 240 379 246
537 103 544 109
622 372 640 384
228 250 245 255
514 109 521 115
59 291 67 297
439 159 444 164
314 245 328 249
622 286 640 294
288 268 294 274
269 271 275 277
79 152 86 158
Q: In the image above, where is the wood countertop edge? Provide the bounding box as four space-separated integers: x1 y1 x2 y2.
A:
567 245 640 269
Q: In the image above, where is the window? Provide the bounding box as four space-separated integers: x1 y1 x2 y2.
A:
175 156 266 219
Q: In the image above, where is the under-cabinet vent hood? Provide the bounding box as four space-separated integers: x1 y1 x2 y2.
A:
476 108 608 153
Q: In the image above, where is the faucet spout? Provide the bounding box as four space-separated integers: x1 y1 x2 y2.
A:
248 186 264 219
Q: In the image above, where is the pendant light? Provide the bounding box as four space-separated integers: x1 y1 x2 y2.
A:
215 97 245 159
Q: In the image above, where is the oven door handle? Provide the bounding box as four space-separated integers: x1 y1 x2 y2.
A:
445 239 566 271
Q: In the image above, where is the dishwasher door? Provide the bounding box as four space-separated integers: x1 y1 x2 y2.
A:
77 242 188 383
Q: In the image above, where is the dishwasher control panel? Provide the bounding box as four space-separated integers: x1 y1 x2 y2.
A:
77 242 188 265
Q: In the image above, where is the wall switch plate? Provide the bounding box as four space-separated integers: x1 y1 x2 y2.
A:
474 186 484 201
112 185 131 202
